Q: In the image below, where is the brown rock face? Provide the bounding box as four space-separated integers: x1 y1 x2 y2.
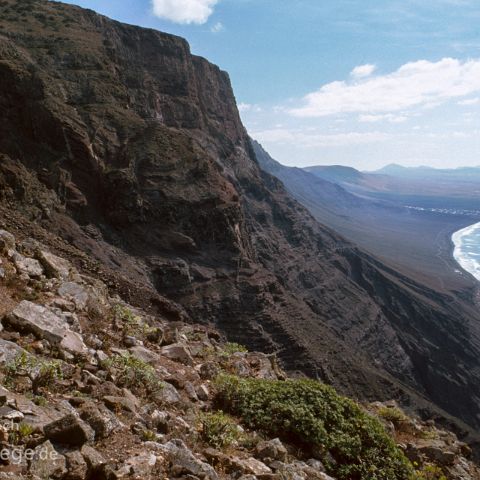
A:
1 0 480 443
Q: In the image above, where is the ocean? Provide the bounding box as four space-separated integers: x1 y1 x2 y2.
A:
452 222 480 282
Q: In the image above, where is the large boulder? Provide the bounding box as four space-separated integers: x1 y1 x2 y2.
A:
228 457 272 476
12 252 44 278
44 413 95 446
7 301 65 344
0 339 27 365
81 445 108 475
129 345 162 366
29 440 66 479
160 439 218 479
37 250 72 280
64 450 88 480
255 438 288 462
78 402 123 439
58 282 89 311
7 301 88 356
103 395 138 414
160 343 194 366
115 452 157 478
153 382 181 406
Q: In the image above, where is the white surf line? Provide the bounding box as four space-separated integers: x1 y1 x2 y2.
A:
452 222 480 282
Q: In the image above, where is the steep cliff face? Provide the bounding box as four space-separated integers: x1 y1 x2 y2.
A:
1 0 480 442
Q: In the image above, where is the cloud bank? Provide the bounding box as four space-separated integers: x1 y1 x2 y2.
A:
252 129 391 148
291 58 480 117
351 64 376 78
152 0 219 24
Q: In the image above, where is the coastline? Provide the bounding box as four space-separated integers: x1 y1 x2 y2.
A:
452 222 480 282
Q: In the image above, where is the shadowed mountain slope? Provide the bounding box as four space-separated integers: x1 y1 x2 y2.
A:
1 0 480 444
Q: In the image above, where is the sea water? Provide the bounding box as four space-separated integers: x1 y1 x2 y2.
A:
452 222 480 282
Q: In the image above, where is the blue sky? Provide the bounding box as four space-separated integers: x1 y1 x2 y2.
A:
59 0 480 170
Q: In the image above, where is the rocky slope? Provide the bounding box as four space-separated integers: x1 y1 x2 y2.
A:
0 0 480 450
0 228 479 479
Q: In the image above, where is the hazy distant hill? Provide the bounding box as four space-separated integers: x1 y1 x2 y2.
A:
375 163 480 180
305 162 480 209
254 140 479 292
304 165 365 184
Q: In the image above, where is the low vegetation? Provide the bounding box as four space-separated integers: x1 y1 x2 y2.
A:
220 342 248 356
198 411 243 449
9 422 35 445
215 374 415 480
4 352 63 394
104 352 163 395
113 304 160 341
414 465 448 480
377 405 408 423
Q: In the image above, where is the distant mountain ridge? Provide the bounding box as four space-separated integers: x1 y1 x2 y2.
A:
304 165 365 184
304 162 480 201
373 163 480 179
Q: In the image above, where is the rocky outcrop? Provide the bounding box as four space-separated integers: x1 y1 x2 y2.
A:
0 230 477 479
0 0 480 447
6 301 88 357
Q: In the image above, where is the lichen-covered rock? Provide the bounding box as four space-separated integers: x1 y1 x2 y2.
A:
0 230 15 253
129 345 162 366
12 252 43 278
160 439 218 479
115 452 157 478
78 402 123 439
29 441 66 479
153 382 181 406
58 282 89 311
255 438 288 462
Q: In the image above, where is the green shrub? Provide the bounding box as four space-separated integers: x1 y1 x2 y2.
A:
9 422 34 445
215 375 414 480
141 429 158 442
113 304 159 340
198 411 243 449
104 353 163 395
221 342 248 356
32 395 48 407
377 406 407 423
4 352 63 394
419 429 439 440
413 465 447 480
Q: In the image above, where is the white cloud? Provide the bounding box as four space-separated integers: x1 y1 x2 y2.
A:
238 103 263 113
458 97 480 106
351 64 377 78
210 22 224 33
452 131 469 138
252 128 391 148
359 113 408 123
152 0 219 24
291 58 480 118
